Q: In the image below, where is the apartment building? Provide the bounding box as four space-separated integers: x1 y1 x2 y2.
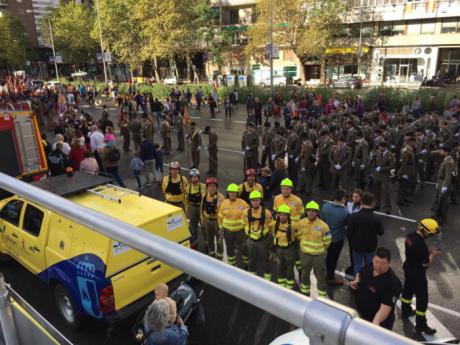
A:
343 0 460 85
213 0 460 86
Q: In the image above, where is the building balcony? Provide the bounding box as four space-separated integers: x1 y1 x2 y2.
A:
348 0 460 23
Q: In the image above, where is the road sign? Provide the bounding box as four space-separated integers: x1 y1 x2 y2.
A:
265 44 279 60
48 56 63 64
103 53 112 63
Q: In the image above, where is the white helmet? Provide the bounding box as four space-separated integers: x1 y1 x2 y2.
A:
189 168 200 177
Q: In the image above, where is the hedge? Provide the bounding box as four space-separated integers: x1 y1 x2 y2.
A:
63 78 457 113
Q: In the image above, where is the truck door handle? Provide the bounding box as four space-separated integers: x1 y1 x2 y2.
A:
12 233 18 238
33 246 40 252
150 264 161 273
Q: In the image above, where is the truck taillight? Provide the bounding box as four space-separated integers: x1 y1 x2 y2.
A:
99 285 115 314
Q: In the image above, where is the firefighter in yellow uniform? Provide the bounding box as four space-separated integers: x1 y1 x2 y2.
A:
273 204 298 289
238 169 264 204
218 183 248 266
185 168 206 246
273 178 304 269
297 201 332 297
161 161 189 209
200 177 225 258
242 190 274 280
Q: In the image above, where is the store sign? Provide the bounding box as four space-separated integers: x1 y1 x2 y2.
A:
325 47 369 55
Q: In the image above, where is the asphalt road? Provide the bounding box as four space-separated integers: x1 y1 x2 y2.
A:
2 101 459 345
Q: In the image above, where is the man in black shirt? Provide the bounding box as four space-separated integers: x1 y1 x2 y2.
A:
350 247 402 330
400 218 440 335
347 192 384 275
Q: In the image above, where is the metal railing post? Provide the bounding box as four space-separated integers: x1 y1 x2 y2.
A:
0 173 420 345
0 274 19 345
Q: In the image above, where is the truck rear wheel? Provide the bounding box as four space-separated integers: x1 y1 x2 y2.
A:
54 284 81 329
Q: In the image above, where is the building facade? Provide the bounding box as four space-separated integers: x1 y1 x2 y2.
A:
213 0 460 86
347 0 460 86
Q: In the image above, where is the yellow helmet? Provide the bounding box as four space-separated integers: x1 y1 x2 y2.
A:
305 201 320 211
418 218 439 235
277 204 291 214
227 183 239 193
249 190 262 200
280 178 293 188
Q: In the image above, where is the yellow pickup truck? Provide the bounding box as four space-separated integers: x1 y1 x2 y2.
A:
0 172 191 328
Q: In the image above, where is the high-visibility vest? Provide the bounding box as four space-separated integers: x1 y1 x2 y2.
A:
273 194 304 224
218 198 248 231
297 217 331 255
243 206 273 240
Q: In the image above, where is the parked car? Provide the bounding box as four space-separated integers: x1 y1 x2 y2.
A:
163 76 182 85
31 80 44 90
45 80 61 88
71 70 88 78
330 75 362 89
259 76 287 87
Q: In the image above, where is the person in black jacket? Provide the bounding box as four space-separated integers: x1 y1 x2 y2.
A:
347 192 384 275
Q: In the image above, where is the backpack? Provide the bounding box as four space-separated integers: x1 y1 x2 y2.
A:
106 147 120 162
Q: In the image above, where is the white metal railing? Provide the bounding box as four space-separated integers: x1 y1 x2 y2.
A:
0 173 419 345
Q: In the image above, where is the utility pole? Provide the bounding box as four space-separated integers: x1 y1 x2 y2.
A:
95 0 108 85
357 4 364 78
48 18 59 80
269 0 274 98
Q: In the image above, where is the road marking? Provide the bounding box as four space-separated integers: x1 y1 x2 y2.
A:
219 147 245 154
190 116 246 124
323 200 417 223
163 163 189 172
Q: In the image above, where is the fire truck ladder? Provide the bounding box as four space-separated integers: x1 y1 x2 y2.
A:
13 115 41 173
87 184 140 203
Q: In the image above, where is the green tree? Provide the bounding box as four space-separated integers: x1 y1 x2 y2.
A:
245 0 346 79
41 3 97 65
92 0 144 78
0 13 27 69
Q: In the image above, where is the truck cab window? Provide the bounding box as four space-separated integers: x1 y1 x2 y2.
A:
0 200 24 226
22 205 44 237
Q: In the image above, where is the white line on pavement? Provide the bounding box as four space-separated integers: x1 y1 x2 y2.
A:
219 147 244 154
323 200 417 223
163 163 190 172
190 116 246 124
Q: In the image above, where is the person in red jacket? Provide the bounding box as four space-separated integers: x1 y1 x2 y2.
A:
68 140 86 170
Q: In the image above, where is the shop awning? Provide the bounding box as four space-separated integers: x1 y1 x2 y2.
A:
325 47 369 55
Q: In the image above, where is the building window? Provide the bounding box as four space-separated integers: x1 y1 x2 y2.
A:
379 21 405 36
229 9 239 25
420 22 435 34
441 19 458 34
407 21 421 35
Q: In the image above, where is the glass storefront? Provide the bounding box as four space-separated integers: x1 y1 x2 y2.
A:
383 58 425 84
438 48 460 82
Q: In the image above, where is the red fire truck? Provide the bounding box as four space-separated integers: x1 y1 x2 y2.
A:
0 101 48 180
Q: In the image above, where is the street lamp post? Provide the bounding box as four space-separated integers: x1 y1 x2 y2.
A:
48 18 59 80
95 0 108 85
269 0 274 98
357 4 364 78
26 9 59 80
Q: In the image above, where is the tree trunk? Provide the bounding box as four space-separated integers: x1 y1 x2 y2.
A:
152 56 160 82
186 53 200 83
320 55 327 85
170 56 179 80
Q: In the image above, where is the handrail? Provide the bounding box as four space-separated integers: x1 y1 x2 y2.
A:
0 173 419 345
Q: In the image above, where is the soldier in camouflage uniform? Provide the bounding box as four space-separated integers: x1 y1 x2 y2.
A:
329 135 352 190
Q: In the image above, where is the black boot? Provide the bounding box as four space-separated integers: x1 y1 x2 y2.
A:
415 315 437 335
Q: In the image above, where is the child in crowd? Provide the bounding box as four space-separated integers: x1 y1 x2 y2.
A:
130 151 144 190
154 143 164 179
